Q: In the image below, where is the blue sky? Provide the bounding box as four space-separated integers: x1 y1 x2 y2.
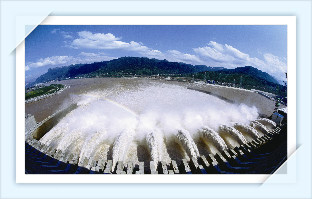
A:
25 25 287 82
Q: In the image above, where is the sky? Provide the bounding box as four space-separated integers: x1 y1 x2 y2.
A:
25 25 287 83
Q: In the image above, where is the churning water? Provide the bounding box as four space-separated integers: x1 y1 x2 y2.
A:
39 82 259 167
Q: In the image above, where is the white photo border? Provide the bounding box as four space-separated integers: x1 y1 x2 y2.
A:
16 16 296 183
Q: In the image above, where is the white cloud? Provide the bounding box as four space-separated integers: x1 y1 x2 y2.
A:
259 53 287 81
209 41 224 52
26 53 116 70
193 41 287 82
263 53 287 72
70 31 206 64
30 31 287 83
166 50 204 65
145 49 163 57
51 29 59 34
225 44 249 60
70 31 164 58
27 56 72 68
79 52 100 57
194 45 234 63
63 34 73 39
77 52 117 63
51 29 73 39
193 41 249 64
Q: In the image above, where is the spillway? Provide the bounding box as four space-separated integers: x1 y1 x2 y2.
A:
26 80 285 174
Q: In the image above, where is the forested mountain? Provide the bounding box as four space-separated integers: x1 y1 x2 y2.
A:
32 57 223 84
193 67 286 97
91 57 220 76
31 56 285 97
220 66 279 84
34 62 107 84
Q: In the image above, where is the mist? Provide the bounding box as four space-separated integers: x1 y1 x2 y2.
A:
40 82 259 165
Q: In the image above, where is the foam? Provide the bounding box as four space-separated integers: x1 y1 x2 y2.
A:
40 82 259 163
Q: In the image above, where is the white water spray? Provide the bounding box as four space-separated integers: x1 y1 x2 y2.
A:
219 125 247 146
112 129 136 170
251 121 271 135
199 126 228 152
39 81 259 166
234 123 260 139
256 118 276 129
176 129 200 158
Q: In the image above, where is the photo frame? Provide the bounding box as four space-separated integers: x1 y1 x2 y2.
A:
17 16 296 183
0 1 311 198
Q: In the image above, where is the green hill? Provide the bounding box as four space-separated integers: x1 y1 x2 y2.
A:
192 67 286 97
220 66 279 84
33 57 222 84
31 57 285 97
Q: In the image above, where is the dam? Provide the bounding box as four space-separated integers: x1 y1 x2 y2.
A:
25 78 287 174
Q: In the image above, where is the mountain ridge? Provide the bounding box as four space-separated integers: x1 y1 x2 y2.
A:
220 65 279 84
31 56 281 88
32 57 225 84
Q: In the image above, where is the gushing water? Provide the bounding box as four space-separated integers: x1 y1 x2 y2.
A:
112 129 136 169
146 130 169 167
39 82 260 165
234 123 260 140
199 127 228 152
251 121 271 135
146 132 159 166
256 118 276 129
219 125 248 147
177 129 200 159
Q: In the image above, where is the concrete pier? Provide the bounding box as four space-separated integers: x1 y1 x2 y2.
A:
159 161 168 174
103 160 112 174
150 161 157 174
171 160 179 174
134 162 144 174
189 157 203 174
126 162 134 174
181 159 192 174
116 161 124 174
